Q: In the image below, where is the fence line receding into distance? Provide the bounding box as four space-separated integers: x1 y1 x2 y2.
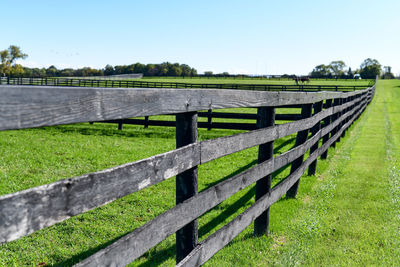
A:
0 76 373 91
0 80 375 266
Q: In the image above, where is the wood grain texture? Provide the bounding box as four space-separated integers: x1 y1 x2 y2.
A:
176 112 199 262
76 101 368 266
200 95 364 163
286 103 313 198
0 143 200 243
0 84 373 266
320 98 333 159
254 107 275 236
176 98 369 267
0 91 369 244
100 119 258 131
0 85 372 131
308 101 324 175
198 111 302 121
75 158 275 267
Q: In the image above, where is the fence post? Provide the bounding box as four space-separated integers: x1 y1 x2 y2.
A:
330 98 342 148
341 97 350 138
308 101 323 176
335 98 343 143
176 112 198 263
207 109 212 131
320 99 333 159
286 103 313 198
336 98 345 142
118 122 123 130
351 95 358 126
254 107 275 236
144 116 149 128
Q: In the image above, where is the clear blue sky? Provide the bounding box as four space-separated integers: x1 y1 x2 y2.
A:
2 0 399 75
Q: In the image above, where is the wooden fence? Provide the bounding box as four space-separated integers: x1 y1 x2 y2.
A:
92 109 304 131
0 76 372 91
0 82 375 266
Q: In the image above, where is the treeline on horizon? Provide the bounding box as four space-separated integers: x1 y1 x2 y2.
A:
4 62 199 78
309 59 394 80
0 45 395 79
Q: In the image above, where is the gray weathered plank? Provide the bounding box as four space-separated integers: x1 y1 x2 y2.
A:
308 101 323 175
75 157 275 267
286 103 313 198
200 95 363 163
75 99 368 266
176 99 369 267
0 143 200 243
0 85 371 131
0 92 368 244
0 85 372 265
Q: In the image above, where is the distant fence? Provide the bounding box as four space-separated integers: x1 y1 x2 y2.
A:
75 73 144 79
143 75 375 82
0 81 375 266
0 76 372 91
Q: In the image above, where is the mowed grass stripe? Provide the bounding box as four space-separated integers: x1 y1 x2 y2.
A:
202 81 399 266
286 80 399 265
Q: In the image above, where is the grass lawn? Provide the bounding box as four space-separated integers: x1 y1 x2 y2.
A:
0 107 298 266
139 76 374 87
0 80 398 266
225 79 400 266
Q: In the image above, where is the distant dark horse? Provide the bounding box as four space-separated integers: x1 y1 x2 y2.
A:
293 75 310 85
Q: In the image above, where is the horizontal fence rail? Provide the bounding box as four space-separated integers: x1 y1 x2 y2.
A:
0 80 375 266
0 77 372 92
91 100 356 131
0 84 368 131
91 112 304 131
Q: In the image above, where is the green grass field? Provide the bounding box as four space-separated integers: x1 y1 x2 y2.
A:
0 80 398 266
140 76 374 86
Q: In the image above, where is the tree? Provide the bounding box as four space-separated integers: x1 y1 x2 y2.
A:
310 64 331 78
204 71 213 77
127 64 135 74
347 67 353 78
328 61 346 77
0 45 28 76
114 65 129 75
46 65 58 77
60 68 74 77
10 64 25 77
167 65 182 76
359 58 381 79
145 64 159 76
1 58 198 78
104 64 114 76
133 63 146 74
181 64 192 77
382 66 394 79
9 46 27 64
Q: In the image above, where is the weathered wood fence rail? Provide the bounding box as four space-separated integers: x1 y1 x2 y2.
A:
92 110 304 131
0 76 372 91
0 82 375 266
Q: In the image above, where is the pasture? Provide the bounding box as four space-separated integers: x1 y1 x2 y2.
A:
140 76 374 87
0 79 398 266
